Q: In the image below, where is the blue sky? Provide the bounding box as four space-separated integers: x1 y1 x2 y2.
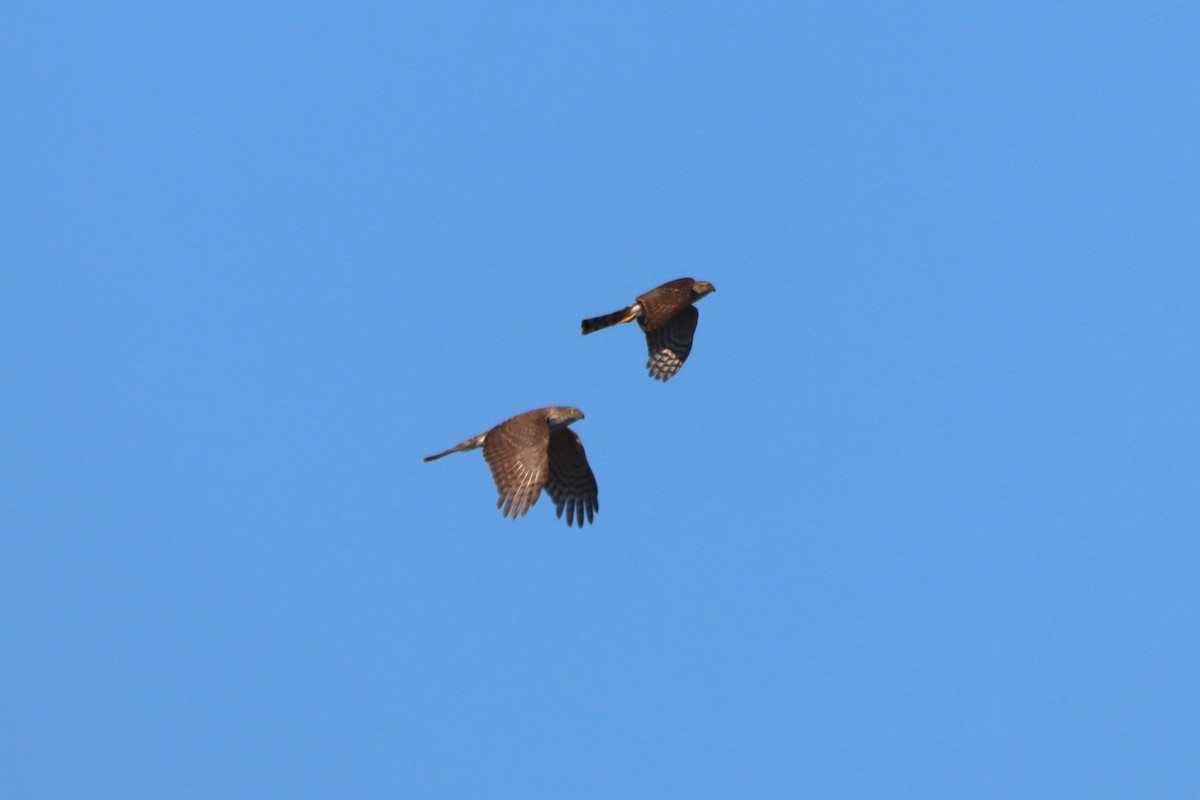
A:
3 3 1198 797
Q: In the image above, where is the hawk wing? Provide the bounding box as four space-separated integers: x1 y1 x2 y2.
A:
643 305 699 381
483 413 550 519
545 429 599 527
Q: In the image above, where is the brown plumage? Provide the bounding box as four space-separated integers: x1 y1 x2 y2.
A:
423 407 599 527
581 278 716 381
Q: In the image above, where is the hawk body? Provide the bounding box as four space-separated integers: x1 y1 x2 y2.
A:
581 277 715 380
636 277 698 329
424 406 599 527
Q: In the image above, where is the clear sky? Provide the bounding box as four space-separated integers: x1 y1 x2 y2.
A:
4 3 1198 798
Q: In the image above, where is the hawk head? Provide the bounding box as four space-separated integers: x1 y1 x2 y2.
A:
546 406 585 430
691 280 716 300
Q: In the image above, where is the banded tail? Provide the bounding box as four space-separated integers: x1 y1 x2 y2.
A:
423 433 486 463
581 304 640 335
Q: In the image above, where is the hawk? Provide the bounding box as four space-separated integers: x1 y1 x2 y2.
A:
581 277 716 381
422 406 599 527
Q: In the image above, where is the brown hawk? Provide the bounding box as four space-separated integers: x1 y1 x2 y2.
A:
422 406 599 527
580 278 716 381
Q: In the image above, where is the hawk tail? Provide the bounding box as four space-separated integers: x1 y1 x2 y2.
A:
581 305 638 335
423 433 486 463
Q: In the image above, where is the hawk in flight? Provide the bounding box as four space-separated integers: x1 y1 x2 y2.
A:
423 406 599 527
581 278 716 381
